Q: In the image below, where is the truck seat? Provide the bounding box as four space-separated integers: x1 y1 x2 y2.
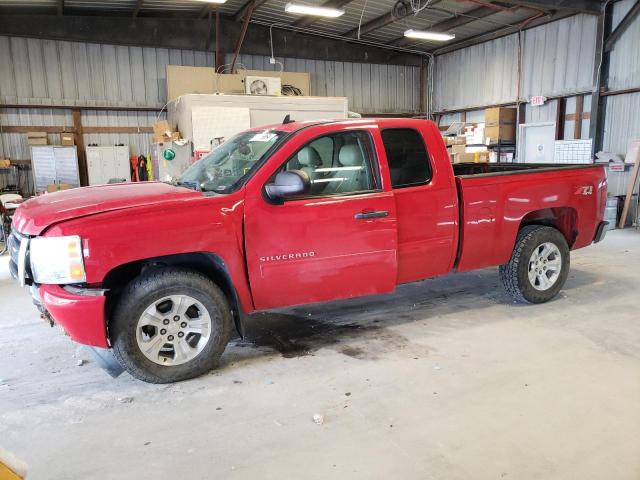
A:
297 146 326 193
323 144 370 194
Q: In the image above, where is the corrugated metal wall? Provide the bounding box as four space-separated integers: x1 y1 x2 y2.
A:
0 35 212 162
0 36 215 107
433 34 518 112
226 53 422 114
602 0 640 155
433 14 597 112
603 92 640 155
520 14 597 99
0 36 422 163
608 0 640 90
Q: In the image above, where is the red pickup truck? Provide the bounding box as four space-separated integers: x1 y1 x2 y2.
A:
9 118 607 383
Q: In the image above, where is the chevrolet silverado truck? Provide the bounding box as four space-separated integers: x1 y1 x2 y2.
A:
8 118 608 383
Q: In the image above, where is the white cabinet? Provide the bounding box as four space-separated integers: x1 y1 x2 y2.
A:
86 146 131 185
31 146 80 193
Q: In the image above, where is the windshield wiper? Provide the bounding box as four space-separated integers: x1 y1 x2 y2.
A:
173 180 201 191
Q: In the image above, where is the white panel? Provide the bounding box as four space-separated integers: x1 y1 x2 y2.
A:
191 107 251 151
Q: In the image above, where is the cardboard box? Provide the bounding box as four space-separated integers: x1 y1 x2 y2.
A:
47 183 73 193
27 131 48 145
475 151 490 163
485 107 517 126
153 120 172 136
451 144 466 155
166 65 311 102
443 136 465 146
60 133 75 145
465 145 488 153
153 131 180 144
485 124 515 143
453 152 477 164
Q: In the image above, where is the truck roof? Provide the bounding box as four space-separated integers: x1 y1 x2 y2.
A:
254 117 429 133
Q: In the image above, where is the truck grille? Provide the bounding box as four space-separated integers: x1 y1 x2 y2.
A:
7 228 31 285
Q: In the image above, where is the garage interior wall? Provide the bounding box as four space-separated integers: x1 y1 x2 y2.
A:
0 36 422 162
602 0 640 155
433 14 598 120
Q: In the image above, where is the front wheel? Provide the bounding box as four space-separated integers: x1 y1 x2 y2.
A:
110 267 233 383
499 225 570 304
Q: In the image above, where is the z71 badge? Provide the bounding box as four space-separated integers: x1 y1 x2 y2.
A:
575 185 593 196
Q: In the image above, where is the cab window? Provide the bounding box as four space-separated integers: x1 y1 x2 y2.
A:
381 128 432 188
283 131 378 196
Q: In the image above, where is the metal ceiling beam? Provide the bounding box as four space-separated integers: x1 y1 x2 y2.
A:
343 0 444 39
0 14 423 66
604 0 640 51
494 0 601 14
233 0 270 22
590 1 613 154
132 0 143 18
392 4 503 47
292 0 356 29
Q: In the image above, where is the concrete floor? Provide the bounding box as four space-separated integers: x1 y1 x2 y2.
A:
1 229 639 480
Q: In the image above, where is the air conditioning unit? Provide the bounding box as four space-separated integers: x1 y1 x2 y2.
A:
245 76 282 96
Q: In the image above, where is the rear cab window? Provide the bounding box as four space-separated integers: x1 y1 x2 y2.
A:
380 128 432 188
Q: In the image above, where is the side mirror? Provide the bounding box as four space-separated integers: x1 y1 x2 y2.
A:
265 170 310 201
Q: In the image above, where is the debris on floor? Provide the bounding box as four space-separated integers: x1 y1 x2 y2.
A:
118 396 134 404
76 359 85 367
312 413 324 425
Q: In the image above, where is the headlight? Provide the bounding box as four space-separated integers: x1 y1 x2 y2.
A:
30 235 86 284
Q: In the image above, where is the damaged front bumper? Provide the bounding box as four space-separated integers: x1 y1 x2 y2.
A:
9 228 110 348
38 284 110 348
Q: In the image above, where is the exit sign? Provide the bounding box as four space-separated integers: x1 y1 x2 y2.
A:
530 95 547 106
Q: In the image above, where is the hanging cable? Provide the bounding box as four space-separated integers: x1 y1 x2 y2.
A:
357 0 369 40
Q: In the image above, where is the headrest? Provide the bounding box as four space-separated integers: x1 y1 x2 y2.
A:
297 146 322 167
338 144 364 166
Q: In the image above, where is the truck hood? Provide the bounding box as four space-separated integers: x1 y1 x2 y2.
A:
13 182 203 235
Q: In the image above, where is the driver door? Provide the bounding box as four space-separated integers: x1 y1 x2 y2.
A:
244 127 398 310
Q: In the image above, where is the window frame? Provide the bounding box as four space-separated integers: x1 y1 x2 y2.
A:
380 127 434 190
265 129 382 202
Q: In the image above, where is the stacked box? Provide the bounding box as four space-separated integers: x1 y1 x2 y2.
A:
485 107 517 143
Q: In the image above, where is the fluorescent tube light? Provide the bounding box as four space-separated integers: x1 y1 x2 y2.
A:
285 3 345 17
193 0 228 4
404 29 455 42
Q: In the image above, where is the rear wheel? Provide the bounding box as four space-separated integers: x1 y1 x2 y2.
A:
499 225 570 304
110 267 233 383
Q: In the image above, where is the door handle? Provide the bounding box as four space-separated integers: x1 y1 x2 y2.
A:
354 210 389 220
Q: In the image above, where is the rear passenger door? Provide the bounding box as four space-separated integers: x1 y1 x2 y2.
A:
244 127 398 310
381 127 459 283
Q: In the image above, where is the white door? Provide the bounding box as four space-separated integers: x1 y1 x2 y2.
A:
518 123 556 164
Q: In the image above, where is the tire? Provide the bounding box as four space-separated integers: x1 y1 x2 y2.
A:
110 267 233 383
499 225 570 304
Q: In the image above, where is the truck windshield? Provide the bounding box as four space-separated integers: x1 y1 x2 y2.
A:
179 129 285 193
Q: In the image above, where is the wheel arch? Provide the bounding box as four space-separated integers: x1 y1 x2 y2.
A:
103 252 246 339
520 207 578 247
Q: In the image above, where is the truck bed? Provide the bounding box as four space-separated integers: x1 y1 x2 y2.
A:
452 163 606 273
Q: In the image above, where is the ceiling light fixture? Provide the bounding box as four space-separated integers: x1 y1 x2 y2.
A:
403 29 455 42
284 3 345 17
193 0 228 4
